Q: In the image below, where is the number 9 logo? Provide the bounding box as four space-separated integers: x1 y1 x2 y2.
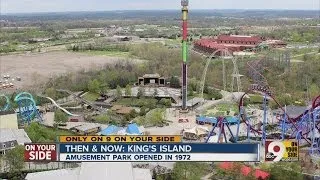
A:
268 141 285 162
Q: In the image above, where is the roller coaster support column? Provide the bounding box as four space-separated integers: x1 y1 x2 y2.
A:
311 111 316 154
217 118 224 142
206 121 218 143
281 106 288 140
311 107 320 155
247 119 251 142
236 114 241 142
205 117 238 143
262 94 267 146
181 0 189 110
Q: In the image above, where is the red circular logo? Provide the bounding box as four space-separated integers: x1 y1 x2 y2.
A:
273 145 280 152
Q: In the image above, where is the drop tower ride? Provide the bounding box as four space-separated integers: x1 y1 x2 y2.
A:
181 0 189 110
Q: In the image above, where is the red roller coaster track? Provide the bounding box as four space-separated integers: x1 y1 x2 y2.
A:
240 58 320 145
239 92 320 143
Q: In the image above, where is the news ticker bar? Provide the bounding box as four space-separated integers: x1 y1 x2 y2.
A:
58 135 181 143
59 143 259 153
24 143 260 162
59 153 258 162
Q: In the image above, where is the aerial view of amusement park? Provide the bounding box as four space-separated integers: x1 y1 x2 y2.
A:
0 0 319 179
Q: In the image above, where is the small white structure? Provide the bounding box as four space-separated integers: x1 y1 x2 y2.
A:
183 126 209 140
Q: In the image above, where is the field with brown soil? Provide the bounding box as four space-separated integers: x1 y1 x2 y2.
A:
0 51 143 90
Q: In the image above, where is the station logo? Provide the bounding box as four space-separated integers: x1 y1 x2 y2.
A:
265 140 299 162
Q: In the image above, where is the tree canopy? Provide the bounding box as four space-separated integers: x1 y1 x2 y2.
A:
172 162 210 180
88 79 101 94
125 85 132 96
54 109 69 124
4 145 25 173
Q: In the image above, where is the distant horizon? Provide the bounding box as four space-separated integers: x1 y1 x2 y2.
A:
2 8 318 15
1 0 319 14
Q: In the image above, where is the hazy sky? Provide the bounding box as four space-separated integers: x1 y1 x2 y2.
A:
1 0 319 14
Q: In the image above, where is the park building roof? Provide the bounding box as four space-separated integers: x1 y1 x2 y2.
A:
0 129 31 152
99 123 144 136
0 129 31 145
71 123 102 135
217 35 263 43
0 114 18 129
183 126 209 136
142 74 161 78
72 123 101 132
126 123 141 135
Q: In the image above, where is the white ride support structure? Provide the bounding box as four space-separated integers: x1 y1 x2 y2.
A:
44 96 80 116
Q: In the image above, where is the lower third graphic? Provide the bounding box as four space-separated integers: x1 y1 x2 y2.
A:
265 140 299 162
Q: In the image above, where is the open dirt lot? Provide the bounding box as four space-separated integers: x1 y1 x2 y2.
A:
0 51 143 90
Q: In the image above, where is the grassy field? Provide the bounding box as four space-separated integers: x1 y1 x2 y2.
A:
53 128 74 136
83 50 130 57
93 114 110 124
115 98 158 107
216 103 238 112
164 39 181 46
25 123 74 143
82 92 100 101
205 103 239 117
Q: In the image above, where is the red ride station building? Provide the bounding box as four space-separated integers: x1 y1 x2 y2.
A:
194 34 286 55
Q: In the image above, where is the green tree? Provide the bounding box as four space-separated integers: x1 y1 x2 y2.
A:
93 114 110 124
153 88 158 97
45 87 57 99
145 108 166 127
139 106 147 116
146 98 157 109
129 109 138 118
137 87 145 99
4 145 25 173
25 122 68 143
88 79 101 94
100 83 109 95
159 99 171 107
291 31 302 42
188 89 194 97
125 85 132 96
116 85 123 98
309 83 320 98
172 162 209 180
188 77 198 92
54 109 68 124
203 84 209 94
169 76 180 88
268 162 303 180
